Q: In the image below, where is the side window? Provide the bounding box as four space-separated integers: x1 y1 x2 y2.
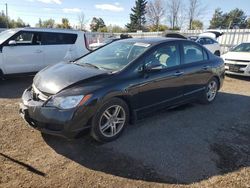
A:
198 38 206 45
145 43 180 69
183 42 204 64
41 32 77 45
205 38 214 44
9 32 40 45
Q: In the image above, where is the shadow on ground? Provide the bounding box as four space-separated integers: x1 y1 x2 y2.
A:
42 92 250 184
0 77 33 98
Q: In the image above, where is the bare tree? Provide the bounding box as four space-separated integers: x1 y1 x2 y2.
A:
78 12 86 30
167 0 182 30
187 0 205 29
146 0 166 31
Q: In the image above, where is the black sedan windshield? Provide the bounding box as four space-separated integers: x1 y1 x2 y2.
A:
231 43 250 52
75 40 151 71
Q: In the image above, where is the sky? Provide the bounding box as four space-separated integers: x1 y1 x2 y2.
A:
1 0 250 30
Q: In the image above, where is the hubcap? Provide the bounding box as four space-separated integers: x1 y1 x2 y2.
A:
99 105 126 137
207 80 218 102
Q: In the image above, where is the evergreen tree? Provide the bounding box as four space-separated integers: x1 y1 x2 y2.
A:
126 0 147 32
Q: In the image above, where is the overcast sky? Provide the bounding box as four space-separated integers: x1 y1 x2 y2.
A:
1 0 250 29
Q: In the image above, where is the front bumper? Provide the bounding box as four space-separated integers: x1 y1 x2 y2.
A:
225 62 250 77
19 88 92 138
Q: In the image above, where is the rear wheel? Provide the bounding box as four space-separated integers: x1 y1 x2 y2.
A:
200 78 219 104
91 98 129 142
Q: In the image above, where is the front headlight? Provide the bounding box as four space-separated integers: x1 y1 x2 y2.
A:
46 95 84 109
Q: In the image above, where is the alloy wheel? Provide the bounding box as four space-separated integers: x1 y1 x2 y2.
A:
206 80 218 102
99 105 126 137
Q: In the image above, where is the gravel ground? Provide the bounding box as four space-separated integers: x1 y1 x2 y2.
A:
0 75 250 188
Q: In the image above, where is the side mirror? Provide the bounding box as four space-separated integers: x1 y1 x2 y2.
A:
8 40 17 46
144 63 163 73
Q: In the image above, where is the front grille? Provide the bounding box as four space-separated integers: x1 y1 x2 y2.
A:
31 85 51 101
226 64 246 73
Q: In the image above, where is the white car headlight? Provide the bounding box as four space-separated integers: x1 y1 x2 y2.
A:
46 95 84 109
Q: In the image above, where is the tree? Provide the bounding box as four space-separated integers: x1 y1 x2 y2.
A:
247 18 250 29
36 19 55 28
78 12 86 31
0 12 8 28
209 8 248 29
126 0 147 32
146 0 166 31
107 25 125 33
148 24 168 31
57 18 71 29
90 17 106 32
191 20 203 29
167 0 181 30
226 8 247 29
209 8 224 29
187 0 204 29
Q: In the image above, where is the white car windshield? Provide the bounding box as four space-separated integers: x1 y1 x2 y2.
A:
231 43 250 52
75 40 151 71
0 29 18 44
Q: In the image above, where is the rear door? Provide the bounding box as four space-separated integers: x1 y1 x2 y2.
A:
180 41 213 97
41 32 77 67
2 31 44 74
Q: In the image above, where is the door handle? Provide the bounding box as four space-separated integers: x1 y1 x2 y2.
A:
35 49 42 53
202 65 210 70
173 71 184 77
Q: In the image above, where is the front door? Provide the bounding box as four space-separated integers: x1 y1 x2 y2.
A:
133 42 186 112
2 31 44 74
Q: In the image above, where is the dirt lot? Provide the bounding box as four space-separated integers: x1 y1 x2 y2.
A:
0 76 250 188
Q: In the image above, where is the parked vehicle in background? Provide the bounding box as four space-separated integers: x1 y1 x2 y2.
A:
0 28 89 78
222 43 250 77
89 34 132 50
188 31 223 56
89 37 120 50
20 38 224 142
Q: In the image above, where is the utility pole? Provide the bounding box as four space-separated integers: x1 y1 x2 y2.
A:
5 3 8 28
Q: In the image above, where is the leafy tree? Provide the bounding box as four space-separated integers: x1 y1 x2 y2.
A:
191 20 203 29
148 24 168 31
57 18 71 29
107 25 125 33
126 0 147 32
247 18 250 29
90 17 106 32
36 18 55 28
226 8 247 29
0 12 8 28
209 8 224 29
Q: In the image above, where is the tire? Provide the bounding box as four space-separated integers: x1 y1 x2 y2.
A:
91 98 129 142
200 77 219 104
214 51 220 56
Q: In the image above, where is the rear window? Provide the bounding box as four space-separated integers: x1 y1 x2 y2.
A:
41 32 77 45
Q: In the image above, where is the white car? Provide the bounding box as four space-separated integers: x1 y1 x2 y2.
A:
0 28 89 78
222 43 250 77
189 31 222 56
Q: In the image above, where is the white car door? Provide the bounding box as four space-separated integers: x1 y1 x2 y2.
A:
2 31 44 74
41 32 77 67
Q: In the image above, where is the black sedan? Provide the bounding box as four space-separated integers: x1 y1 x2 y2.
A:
19 37 225 142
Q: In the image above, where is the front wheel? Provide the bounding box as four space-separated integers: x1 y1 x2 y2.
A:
200 78 219 104
91 98 129 142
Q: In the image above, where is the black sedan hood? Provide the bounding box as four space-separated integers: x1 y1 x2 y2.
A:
33 62 109 94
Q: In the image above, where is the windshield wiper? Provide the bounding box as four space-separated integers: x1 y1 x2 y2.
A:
75 62 100 69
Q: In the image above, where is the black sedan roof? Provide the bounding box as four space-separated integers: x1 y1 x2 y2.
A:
120 37 185 45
